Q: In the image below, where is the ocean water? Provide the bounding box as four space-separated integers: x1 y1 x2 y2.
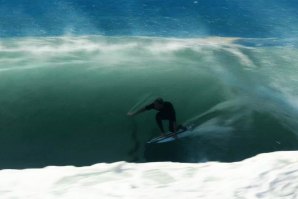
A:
1 0 298 198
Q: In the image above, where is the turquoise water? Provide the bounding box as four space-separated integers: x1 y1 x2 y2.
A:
0 36 298 168
1 1 298 38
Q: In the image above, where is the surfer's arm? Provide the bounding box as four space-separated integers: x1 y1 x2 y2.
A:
127 107 147 116
127 103 154 116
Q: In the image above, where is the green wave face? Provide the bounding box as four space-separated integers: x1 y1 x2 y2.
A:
0 36 298 168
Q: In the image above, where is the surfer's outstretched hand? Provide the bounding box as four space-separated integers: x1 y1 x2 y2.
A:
127 112 135 116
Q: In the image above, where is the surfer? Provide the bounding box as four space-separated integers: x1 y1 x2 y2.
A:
127 98 177 137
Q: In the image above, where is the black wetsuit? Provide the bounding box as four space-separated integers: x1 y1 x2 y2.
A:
145 101 176 133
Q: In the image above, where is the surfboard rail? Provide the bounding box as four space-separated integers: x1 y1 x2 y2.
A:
147 125 193 144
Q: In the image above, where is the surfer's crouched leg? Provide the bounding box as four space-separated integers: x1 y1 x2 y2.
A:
155 113 165 135
169 120 179 139
169 120 174 132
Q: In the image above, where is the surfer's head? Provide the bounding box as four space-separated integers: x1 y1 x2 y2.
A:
154 98 164 110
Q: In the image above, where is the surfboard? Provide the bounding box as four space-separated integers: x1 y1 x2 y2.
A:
147 125 193 144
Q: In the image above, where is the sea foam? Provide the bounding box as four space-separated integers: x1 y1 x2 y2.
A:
0 151 297 199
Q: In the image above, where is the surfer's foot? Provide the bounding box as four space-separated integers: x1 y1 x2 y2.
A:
177 125 187 131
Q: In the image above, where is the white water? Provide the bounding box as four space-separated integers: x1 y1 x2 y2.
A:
0 151 297 199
